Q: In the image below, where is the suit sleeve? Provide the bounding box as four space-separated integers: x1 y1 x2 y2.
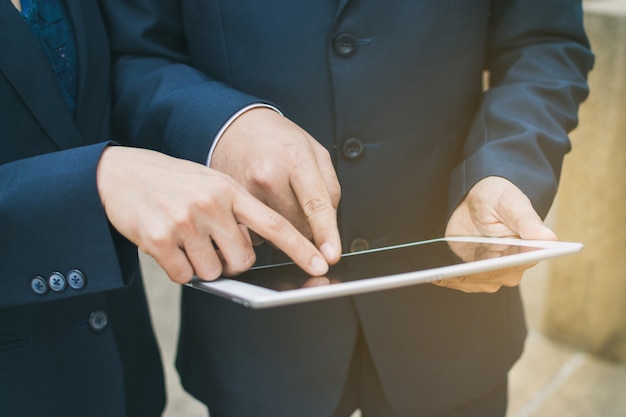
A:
0 143 130 308
100 0 268 164
447 0 594 219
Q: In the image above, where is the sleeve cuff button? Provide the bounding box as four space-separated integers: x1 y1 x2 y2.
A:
30 276 49 295
48 272 67 292
67 269 87 290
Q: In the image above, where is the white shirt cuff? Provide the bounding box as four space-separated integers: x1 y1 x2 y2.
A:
205 103 282 166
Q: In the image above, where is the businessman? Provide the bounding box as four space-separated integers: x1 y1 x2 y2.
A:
0 0 328 416
102 1 593 416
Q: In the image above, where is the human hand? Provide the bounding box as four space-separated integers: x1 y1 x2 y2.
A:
96 146 330 283
211 107 342 264
439 176 557 293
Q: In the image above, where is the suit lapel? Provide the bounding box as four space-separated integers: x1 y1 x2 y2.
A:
66 0 110 143
0 0 83 150
335 0 350 19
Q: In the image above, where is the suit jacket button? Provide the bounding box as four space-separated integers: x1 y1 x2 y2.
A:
88 310 108 332
342 138 364 160
349 238 370 253
334 33 358 57
31 276 48 295
48 272 67 292
67 269 87 290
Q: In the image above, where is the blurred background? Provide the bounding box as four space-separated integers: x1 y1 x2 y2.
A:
141 1 626 415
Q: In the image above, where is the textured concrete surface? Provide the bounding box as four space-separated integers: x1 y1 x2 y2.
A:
509 268 626 417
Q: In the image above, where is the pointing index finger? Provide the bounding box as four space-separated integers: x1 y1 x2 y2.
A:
233 190 330 276
289 162 342 264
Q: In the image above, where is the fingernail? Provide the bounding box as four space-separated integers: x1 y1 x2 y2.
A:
320 242 338 263
310 255 329 276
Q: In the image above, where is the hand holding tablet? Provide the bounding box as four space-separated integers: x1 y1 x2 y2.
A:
432 239 540 293
441 176 560 293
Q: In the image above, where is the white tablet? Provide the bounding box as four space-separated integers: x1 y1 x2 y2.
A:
186 236 583 309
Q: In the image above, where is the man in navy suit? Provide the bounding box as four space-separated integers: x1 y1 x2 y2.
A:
102 1 594 416
0 0 329 416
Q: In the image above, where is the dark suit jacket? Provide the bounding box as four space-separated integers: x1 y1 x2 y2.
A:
102 1 593 416
0 1 164 416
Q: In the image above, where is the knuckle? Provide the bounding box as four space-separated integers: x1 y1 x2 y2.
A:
242 250 257 269
213 173 238 192
224 251 257 277
247 162 280 192
314 144 332 161
140 227 176 256
168 264 194 285
165 205 196 232
203 181 232 208
170 273 191 285
302 197 331 219
284 137 316 167
264 210 289 234
197 262 223 281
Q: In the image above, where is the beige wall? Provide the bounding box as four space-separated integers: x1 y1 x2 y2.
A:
541 1 626 363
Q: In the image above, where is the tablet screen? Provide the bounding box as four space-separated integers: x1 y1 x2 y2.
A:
227 240 541 291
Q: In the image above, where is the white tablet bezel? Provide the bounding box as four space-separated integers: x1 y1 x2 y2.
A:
186 236 583 309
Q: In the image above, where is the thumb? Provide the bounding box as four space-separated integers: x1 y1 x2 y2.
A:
498 187 557 241
516 217 558 241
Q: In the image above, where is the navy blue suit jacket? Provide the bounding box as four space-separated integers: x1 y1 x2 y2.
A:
102 1 593 416
0 1 164 415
